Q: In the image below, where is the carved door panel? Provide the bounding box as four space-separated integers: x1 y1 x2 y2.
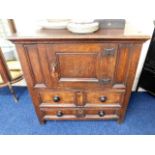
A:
46 43 118 89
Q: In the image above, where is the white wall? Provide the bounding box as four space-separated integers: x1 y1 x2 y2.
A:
126 19 154 90
14 19 155 90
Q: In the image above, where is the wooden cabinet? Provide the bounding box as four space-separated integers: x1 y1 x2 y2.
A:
9 27 149 124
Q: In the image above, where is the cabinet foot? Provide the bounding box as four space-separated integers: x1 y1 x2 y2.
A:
117 118 124 124
39 119 46 124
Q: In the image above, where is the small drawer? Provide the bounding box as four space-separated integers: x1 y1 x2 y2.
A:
85 90 124 106
41 108 119 120
39 90 76 107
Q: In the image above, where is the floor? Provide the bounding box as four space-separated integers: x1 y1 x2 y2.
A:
0 87 155 135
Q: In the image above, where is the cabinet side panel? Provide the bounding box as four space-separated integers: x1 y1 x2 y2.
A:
119 43 143 122
15 44 35 87
37 44 52 87
15 44 45 123
24 44 45 85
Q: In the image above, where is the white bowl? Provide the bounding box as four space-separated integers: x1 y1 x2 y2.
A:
67 22 99 34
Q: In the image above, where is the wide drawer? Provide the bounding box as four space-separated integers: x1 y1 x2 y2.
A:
39 89 124 108
40 107 119 120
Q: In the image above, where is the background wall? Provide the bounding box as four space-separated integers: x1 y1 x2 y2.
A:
14 19 155 90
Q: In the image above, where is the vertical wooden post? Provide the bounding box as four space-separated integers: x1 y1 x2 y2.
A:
8 19 17 33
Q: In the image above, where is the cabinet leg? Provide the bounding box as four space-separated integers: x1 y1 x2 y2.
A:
117 114 126 124
8 84 18 103
37 115 46 124
117 119 124 124
39 119 46 124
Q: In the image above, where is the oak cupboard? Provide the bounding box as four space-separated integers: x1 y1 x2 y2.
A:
9 26 150 124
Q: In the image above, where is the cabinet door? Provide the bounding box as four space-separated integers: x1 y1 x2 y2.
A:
46 43 118 89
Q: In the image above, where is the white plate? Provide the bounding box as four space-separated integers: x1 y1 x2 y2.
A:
70 19 95 24
38 19 71 29
67 22 99 34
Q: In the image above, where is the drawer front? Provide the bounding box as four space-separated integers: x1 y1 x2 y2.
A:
85 90 124 107
41 108 119 120
46 43 118 88
38 89 124 108
39 90 76 107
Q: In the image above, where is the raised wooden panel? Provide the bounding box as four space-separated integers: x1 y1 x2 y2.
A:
37 44 53 87
47 43 118 88
58 53 97 78
24 44 45 86
47 43 102 84
114 44 131 85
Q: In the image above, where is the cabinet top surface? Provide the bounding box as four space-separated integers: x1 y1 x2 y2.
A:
8 23 150 42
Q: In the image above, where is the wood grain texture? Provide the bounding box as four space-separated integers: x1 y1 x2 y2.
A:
41 107 119 120
25 44 44 84
118 44 143 123
8 28 150 43
39 90 76 105
85 90 124 105
10 27 149 124
15 44 45 123
46 43 118 88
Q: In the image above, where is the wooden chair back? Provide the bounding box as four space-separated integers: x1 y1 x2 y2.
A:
0 47 12 87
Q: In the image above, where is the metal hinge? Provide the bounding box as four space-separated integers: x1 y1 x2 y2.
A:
99 78 111 84
102 48 115 56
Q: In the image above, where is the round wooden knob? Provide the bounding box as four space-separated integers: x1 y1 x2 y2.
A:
57 111 63 117
53 96 60 102
98 111 105 117
99 96 107 102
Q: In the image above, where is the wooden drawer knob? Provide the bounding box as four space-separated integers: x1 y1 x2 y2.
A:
98 111 105 117
53 96 60 102
57 111 63 117
99 96 107 102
